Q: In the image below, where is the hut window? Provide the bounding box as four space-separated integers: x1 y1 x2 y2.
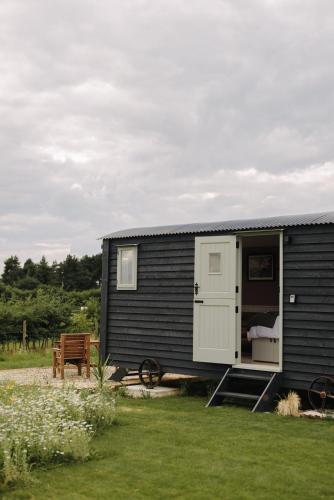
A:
117 246 138 290
209 252 221 274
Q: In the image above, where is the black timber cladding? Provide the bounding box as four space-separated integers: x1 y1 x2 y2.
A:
283 224 334 389
103 223 334 390
106 234 226 378
99 239 110 361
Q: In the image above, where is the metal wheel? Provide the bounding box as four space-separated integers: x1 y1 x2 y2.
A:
138 358 162 389
308 375 334 412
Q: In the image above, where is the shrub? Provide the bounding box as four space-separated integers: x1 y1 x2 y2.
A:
0 290 72 338
92 354 111 391
276 391 301 417
68 310 95 333
0 384 116 485
0 286 101 348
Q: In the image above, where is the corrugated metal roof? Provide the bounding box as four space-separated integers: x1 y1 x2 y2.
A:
101 210 334 240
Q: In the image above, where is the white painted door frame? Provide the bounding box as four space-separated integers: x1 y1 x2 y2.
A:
233 230 283 372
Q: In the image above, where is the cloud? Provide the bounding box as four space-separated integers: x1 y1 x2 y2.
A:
0 0 334 269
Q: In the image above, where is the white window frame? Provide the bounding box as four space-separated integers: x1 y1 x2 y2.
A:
117 245 138 290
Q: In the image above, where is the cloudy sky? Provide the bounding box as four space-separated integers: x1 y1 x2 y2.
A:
1 0 334 268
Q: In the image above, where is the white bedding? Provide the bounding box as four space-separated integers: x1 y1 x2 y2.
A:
247 316 280 341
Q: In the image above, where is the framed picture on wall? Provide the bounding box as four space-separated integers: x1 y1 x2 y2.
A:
248 254 274 281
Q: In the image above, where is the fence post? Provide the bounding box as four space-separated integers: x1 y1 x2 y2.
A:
22 320 27 350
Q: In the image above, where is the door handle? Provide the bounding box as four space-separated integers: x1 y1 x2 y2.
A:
194 282 199 295
194 300 204 304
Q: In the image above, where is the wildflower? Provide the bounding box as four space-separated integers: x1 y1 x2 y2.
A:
0 384 116 486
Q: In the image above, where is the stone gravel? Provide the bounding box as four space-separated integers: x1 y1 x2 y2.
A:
0 367 116 389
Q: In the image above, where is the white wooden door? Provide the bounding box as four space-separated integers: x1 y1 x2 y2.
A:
193 235 237 364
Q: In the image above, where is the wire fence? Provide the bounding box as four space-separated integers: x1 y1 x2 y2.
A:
0 331 62 351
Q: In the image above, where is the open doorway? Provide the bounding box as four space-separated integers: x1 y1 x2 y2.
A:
239 233 281 368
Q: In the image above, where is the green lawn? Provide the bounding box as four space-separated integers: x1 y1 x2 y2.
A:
0 347 99 370
0 349 52 370
2 396 334 500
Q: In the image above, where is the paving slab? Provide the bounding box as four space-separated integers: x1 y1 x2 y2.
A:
301 410 334 419
126 384 181 398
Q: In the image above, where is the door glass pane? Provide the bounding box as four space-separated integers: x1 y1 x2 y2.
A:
120 249 134 284
209 252 221 273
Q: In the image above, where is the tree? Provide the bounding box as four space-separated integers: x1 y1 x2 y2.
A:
15 276 40 290
2 256 23 285
60 255 81 291
35 256 51 285
80 254 102 287
49 261 62 287
1 252 102 291
23 258 38 278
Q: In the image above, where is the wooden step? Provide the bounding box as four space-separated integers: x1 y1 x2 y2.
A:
217 391 259 401
227 372 272 382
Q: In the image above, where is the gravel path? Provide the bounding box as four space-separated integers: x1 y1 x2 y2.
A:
0 367 116 388
0 367 197 389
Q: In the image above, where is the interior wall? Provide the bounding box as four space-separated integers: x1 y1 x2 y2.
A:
242 241 279 306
